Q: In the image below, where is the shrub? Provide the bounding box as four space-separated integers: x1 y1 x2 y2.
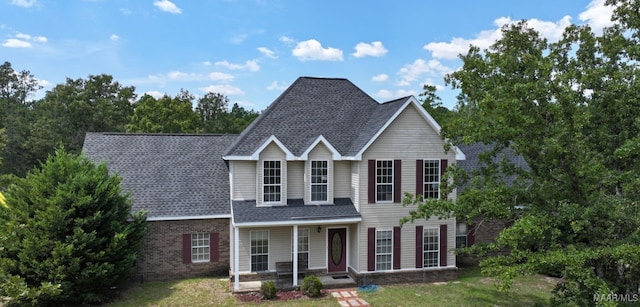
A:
261 281 277 299
301 275 323 297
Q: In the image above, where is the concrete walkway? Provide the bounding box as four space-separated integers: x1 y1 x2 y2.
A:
328 288 370 307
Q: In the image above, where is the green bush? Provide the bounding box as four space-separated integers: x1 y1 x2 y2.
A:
261 280 277 299
301 275 323 297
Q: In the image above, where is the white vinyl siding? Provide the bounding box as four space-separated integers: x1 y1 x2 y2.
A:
231 161 256 200
287 162 304 199
358 104 456 271
334 161 351 198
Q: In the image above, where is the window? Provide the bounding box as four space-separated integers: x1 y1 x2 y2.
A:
376 160 393 202
376 230 393 271
311 161 328 202
191 233 210 263
263 161 281 203
297 229 309 269
456 223 467 249
423 160 440 199
423 228 439 267
250 230 269 272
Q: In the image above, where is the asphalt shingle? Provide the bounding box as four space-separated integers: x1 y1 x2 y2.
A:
82 133 237 219
232 198 361 224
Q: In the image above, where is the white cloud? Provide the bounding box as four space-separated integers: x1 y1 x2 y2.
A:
374 89 417 100
292 39 343 61
2 38 31 48
209 72 234 81
37 79 51 87
199 84 245 95
424 16 572 60
266 80 287 91
352 41 387 58
579 0 615 33
15 33 31 40
110 34 120 41
203 61 212 66
231 33 247 44
153 0 181 14
215 60 260 72
10 0 37 8
33 36 47 42
258 47 277 59
145 90 166 99
372 74 388 82
398 59 452 85
120 8 132 15
279 36 295 44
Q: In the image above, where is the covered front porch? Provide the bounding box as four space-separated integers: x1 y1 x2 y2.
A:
230 199 362 292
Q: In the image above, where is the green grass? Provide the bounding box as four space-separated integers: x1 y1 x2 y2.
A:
107 267 558 306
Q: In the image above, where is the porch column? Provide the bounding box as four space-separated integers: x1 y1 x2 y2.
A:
234 226 240 291
293 224 298 286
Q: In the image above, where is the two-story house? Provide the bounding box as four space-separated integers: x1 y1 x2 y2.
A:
83 77 465 290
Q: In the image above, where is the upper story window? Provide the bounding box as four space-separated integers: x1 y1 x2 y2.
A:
423 160 440 199
311 161 328 202
263 160 281 203
376 160 394 202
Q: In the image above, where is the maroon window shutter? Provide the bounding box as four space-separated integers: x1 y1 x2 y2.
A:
415 160 423 198
440 159 448 176
367 227 376 271
182 234 192 264
439 224 447 267
210 232 219 262
415 225 423 268
467 225 475 246
393 226 401 270
368 160 376 203
393 160 402 203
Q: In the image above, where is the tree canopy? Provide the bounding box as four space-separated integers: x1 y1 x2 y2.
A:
0 149 147 305
403 0 640 304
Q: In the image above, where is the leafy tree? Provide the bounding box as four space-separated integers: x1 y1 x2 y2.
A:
402 2 640 304
196 92 229 133
127 90 201 133
25 74 136 168
0 149 147 305
418 84 456 127
0 62 41 176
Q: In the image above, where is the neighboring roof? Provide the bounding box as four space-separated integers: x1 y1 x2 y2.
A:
82 133 237 220
456 143 530 189
232 198 361 226
223 77 410 159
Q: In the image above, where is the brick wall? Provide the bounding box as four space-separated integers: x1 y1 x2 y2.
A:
132 218 230 282
348 267 458 286
457 218 510 267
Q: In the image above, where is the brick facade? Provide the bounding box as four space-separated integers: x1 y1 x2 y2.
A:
457 218 510 267
132 218 230 282
348 267 458 286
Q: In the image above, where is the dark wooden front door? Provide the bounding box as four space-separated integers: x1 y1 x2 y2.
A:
327 228 347 272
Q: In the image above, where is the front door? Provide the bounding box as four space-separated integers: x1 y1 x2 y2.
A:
327 228 346 272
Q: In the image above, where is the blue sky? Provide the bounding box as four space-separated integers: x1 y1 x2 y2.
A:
2 0 614 110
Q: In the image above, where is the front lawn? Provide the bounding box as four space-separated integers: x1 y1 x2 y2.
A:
107 267 558 306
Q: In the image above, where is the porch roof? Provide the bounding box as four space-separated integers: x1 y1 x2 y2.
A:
232 198 361 226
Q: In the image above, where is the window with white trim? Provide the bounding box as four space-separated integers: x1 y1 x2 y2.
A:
375 229 393 271
250 230 269 272
311 161 328 202
376 160 393 202
456 223 467 249
191 233 210 263
423 228 439 267
296 229 309 269
423 160 440 199
263 161 281 203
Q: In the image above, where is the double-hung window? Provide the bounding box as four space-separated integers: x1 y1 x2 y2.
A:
250 230 269 272
423 160 440 199
263 161 281 203
456 223 467 249
375 230 393 271
423 228 439 267
191 233 210 263
376 160 394 202
311 161 328 202
297 229 309 269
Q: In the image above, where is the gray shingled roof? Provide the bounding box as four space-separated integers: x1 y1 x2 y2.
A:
232 198 361 225
456 143 530 190
82 133 237 219
223 77 408 158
